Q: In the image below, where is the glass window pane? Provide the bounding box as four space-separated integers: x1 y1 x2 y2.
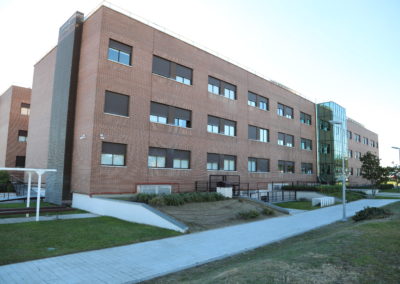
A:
181 159 189 169
113 155 125 166
101 154 113 165
119 51 130 65
148 156 156 167
173 159 181 168
108 48 119 62
157 156 166 168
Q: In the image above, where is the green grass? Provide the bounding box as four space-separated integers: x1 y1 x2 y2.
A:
321 189 366 202
0 201 86 218
275 201 316 210
146 201 400 284
0 216 181 265
380 188 400 193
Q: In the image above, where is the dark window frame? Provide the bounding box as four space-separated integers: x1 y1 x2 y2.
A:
248 91 269 111
300 138 312 150
208 76 237 100
148 147 191 169
101 142 127 167
104 91 130 117
108 39 132 66
300 112 312 125
152 55 193 85
150 101 192 128
278 132 294 147
207 153 236 171
301 163 313 174
248 125 269 142
248 157 270 173
207 115 236 136
277 103 294 119
278 160 295 173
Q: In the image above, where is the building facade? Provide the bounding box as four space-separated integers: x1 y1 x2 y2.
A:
0 86 31 171
25 6 378 204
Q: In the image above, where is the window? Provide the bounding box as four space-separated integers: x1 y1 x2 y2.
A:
152 56 192 85
356 168 361 176
355 151 361 159
108 39 132 66
278 132 294 147
18 130 28 142
300 138 312 150
248 157 269 173
20 103 30 116
301 163 313 174
248 125 269 142
350 168 354 175
300 112 312 125
347 130 352 140
348 149 353 158
150 102 191 128
320 120 330 131
207 153 236 171
248 92 269 111
15 156 25 168
104 91 129 117
321 143 330 154
148 147 190 169
101 142 127 166
278 160 295 173
207 115 236 136
355 134 361 142
277 103 293 119
370 140 375 147
363 137 369 145
208 76 236 100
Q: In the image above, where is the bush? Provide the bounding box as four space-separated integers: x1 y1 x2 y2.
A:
237 210 260 219
130 193 157 204
148 196 165 206
378 184 394 190
281 185 319 191
262 208 274 216
352 207 392 222
0 171 10 184
163 194 185 206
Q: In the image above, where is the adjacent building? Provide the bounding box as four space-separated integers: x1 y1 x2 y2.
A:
19 5 378 204
0 86 31 173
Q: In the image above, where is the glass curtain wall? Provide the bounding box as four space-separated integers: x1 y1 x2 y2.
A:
316 102 348 184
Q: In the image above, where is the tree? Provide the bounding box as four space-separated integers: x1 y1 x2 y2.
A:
389 166 400 188
360 152 389 197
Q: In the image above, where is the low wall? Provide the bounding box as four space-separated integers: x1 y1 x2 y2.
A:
72 193 188 233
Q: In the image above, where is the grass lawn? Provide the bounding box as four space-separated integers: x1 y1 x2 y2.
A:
0 201 86 218
380 188 400 193
145 201 400 284
0 216 181 265
321 189 366 202
275 201 317 210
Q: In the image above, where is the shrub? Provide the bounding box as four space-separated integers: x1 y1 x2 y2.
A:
281 185 319 191
148 196 165 206
378 184 394 190
237 210 260 219
131 193 157 204
0 171 10 184
352 207 392 222
163 194 185 206
262 208 274 216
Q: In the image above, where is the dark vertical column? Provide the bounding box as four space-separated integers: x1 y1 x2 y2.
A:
46 12 84 205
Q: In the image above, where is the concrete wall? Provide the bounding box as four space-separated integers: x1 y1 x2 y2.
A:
72 193 188 232
26 48 57 174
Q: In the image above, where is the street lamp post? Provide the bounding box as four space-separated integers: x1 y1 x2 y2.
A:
329 120 347 221
392 146 400 165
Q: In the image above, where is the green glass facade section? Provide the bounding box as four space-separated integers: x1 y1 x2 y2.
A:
316 102 348 184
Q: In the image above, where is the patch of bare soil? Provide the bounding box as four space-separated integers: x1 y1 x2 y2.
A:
155 199 284 232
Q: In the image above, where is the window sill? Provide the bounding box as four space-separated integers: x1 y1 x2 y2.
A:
248 105 269 112
101 165 127 168
149 168 191 170
207 131 236 138
277 114 294 120
150 121 191 129
208 92 236 101
104 112 130 119
152 73 193 87
108 59 132 68
278 144 294 148
207 170 238 172
249 172 269 174
249 139 268 143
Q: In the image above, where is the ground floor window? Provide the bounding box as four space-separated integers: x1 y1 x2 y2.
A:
101 142 126 166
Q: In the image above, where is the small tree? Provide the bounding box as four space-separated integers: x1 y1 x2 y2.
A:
389 166 400 188
360 152 388 197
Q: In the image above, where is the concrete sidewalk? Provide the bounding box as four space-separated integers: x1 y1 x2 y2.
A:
0 199 398 284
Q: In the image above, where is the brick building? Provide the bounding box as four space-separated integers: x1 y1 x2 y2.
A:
0 86 31 172
24 5 378 204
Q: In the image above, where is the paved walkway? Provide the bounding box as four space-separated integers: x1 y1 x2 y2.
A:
0 199 398 284
0 213 99 224
377 192 400 198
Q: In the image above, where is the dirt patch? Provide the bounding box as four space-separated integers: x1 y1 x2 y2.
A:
155 199 284 232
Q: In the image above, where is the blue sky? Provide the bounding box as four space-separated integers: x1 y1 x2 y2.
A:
0 0 399 165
